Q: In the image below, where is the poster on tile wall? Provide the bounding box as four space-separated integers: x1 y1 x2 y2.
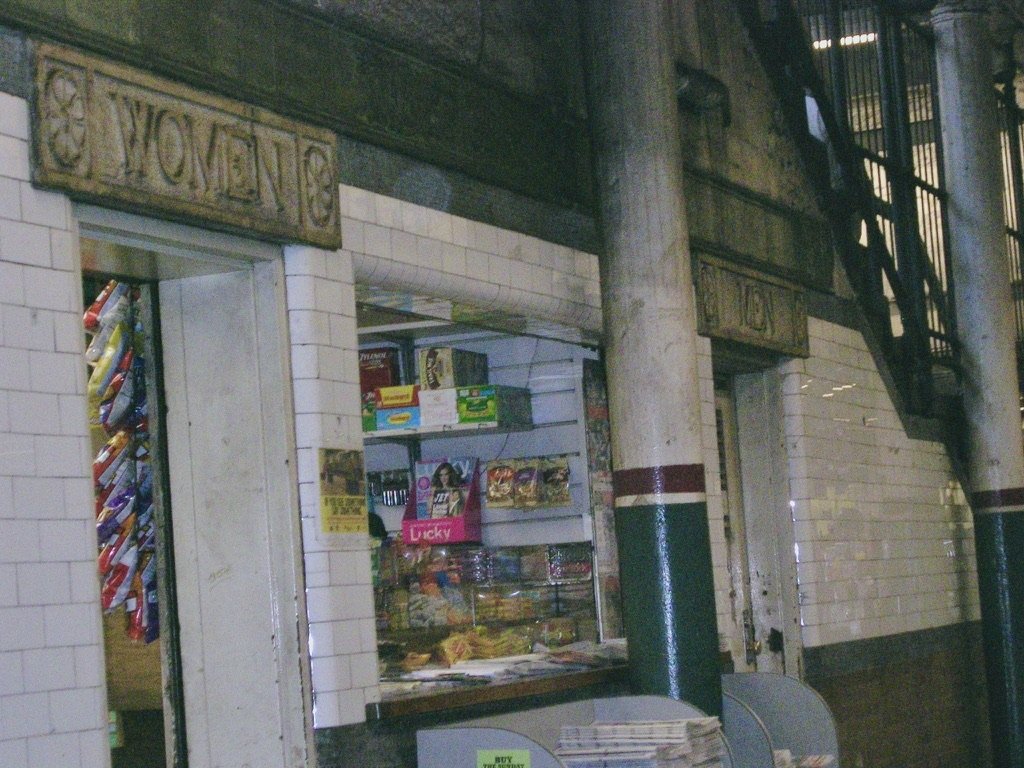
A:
319 448 368 535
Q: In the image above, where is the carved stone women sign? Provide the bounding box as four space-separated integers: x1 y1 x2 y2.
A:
32 43 340 249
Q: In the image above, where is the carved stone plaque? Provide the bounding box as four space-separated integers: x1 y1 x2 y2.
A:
32 43 340 249
694 254 809 357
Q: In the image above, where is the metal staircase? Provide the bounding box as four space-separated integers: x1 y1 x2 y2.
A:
738 0 962 418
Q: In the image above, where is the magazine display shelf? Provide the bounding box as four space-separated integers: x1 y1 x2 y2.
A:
722 673 840 767
417 694 736 768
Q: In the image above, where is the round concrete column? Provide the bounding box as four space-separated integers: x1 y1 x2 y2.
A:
933 2 1024 764
582 1 720 715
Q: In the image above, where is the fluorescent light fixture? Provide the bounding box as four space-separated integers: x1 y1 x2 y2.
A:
812 32 878 50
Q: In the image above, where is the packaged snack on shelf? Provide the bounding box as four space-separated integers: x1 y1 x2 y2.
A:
512 458 542 508
541 455 571 507
518 544 550 582
451 546 489 583
484 461 516 508
359 347 400 394
417 347 488 390
418 387 458 427
488 548 521 582
548 542 593 582
455 384 532 427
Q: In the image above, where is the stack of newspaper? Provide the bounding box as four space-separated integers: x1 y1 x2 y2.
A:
554 718 724 768
773 750 835 768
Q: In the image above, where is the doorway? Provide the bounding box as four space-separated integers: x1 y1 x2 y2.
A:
717 372 802 676
78 206 314 768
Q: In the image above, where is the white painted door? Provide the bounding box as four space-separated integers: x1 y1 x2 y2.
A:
160 263 311 768
720 375 802 676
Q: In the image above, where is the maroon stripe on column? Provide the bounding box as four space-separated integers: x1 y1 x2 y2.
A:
972 487 1024 510
613 464 705 497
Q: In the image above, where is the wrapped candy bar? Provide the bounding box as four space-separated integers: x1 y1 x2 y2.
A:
98 519 136 575
93 431 131 487
87 324 128 417
100 543 138 611
95 488 136 543
95 460 131 516
83 280 117 332
96 281 130 329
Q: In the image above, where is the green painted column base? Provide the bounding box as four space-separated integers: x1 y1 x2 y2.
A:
975 512 1024 768
614 502 721 716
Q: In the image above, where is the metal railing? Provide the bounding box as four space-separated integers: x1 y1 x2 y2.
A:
741 0 959 414
996 81 1024 378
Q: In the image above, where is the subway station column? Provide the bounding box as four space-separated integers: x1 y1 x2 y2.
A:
582 1 720 715
932 2 1024 764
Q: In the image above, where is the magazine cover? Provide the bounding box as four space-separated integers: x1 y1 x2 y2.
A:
402 457 481 544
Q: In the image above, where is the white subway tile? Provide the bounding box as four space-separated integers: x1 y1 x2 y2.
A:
0 607 45 651
27 731 80 767
336 690 366 725
349 651 379 688
0 175 21 221
2 692 51 739
0 564 16 606
48 230 76 273
3 305 55 351
0 649 24 694
0 220 51 266
0 135 30 182
17 563 71 607
48 684 104 733
37 519 93 562
0 93 29 140
0 518 40 563
0 738 28 768
311 652 351 691
0 263 25 308
19 185 68 230
283 247 327 278
22 647 75 692
362 223 391 260
43 603 100 648
7 392 61 437
33 436 89 480
285 274 317 311
29 351 81 394
288 309 331 345
312 689 341 729
339 217 365 255
77 726 109 768
307 620 333 659
73 647 103 688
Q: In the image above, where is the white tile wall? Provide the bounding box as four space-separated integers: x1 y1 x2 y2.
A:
283 244 376 729
785 317 978 647
0 93 108 768
342 184 602 335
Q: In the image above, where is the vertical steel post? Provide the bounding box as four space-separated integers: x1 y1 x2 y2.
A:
932 3 1024 764
582 0 721 716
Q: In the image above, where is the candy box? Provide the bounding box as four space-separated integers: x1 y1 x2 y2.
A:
456 385 532 427
418 347 488 389
375 406 420 431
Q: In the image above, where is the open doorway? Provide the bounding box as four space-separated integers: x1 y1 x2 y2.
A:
82 271 184 768
78 206 314 768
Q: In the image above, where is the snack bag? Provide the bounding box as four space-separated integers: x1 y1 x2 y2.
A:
485 461 515 508
512 458 542 508
541 455 571 507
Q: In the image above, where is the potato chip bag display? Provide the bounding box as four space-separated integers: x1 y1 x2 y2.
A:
512 458 542 508
541 455 571 507
485 461 515 508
